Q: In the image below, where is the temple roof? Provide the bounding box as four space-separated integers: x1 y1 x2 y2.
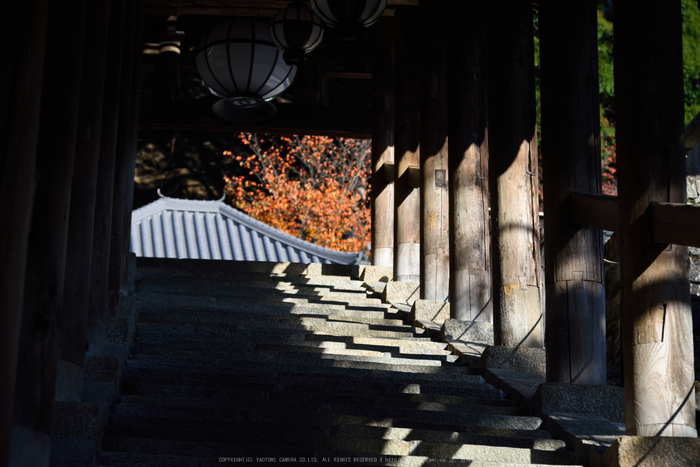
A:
130 194 361 264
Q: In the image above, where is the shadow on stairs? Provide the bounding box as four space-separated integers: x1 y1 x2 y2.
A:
94 258 583 467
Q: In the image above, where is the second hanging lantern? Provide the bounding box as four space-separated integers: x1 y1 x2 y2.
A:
269 2 324 65
310 0 387 38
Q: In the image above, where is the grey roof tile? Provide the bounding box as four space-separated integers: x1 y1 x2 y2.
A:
130 195 360 265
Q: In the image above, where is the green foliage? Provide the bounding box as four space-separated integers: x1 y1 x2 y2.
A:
683 0 700 125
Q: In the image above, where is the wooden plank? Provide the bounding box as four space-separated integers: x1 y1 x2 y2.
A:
419 0 450 302
486 0 543 348
652 202 700 248
393 8 421 283
615 0 696 436
570 191 618 232
447 0 490 322
0 0 49 463
371 17 395 267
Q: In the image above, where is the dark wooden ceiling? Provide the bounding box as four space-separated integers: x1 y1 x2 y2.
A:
139 0 417 137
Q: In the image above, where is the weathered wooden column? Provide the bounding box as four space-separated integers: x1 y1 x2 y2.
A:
393 8 421 283
447 0 491 322
10 0 86 463
0 1 49 464
419 0 450 302
109 0 140 312
615 0 697 436
486 0 543 347
539 0 606 384
371 17 395 267
87 0 125 356
120 1 145 294
57 0 112 402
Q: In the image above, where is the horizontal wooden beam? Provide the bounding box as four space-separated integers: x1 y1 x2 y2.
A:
145 0 418 17
407 165 420 189
323 71 372 80
570 191 700 248
652 202 700 248
382 162 395 183
570 190 619 231
139 103 372 139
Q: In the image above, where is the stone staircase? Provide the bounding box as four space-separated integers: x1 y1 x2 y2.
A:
96 258 582 466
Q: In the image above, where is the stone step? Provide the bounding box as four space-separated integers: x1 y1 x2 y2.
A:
333 424 566 451
136 305 394 323
123 356 481 382
254 343 458 362
107 401 543 441
121 378 504 403
98 451 202 467
131 342 457 364
128 347 456 369
136 318 421 339
243 405 543 432
322 437 578 464
136 286 376 305
115 392 520 417
101 419 575 465
136 309 408 329
102 436 318 460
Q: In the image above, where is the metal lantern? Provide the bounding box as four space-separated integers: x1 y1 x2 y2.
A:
195 17 297 121
310 0 387 37
269 2 324 65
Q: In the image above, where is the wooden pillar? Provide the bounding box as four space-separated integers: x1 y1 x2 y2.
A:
393 8 421 283
539 0 606 384
120 1 145 293
57 0 112 402
10 1 86 464
109 0 139 313
615 0 697 437
419 0 449 302
447 0 491 322
371 17 395 267
0 1 48 465
87 0 125 356
486 0 543 347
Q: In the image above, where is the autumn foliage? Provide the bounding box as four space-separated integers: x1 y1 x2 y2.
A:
223 133 371 253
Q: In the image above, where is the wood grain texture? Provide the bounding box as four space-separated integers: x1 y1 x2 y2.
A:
110 0 139 317
539 0 606 384
87 0 126 357
371 17 395 267
570 191 619 232
0 0 49 463
486 0 543 347
60 0 112 388
393 8 421 283
652 202 700 248
447 0 491 322
13 0 87 442
615 0 697 436
419 0 450 302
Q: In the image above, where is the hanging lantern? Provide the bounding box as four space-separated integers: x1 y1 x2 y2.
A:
310 0 387 38
269 2 324 65
195 17 297 121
